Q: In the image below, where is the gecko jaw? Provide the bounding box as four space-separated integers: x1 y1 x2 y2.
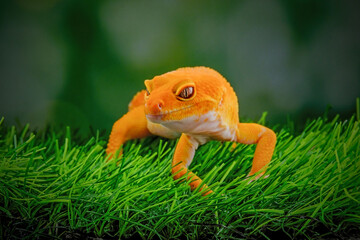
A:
145 105 195 123
145 113 163 123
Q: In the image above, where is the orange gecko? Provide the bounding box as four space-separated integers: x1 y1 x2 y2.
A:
106 67 276 195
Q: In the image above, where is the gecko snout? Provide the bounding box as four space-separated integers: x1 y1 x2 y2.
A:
147 99 164 115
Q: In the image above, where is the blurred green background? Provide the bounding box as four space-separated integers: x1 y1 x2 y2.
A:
1 0 359 133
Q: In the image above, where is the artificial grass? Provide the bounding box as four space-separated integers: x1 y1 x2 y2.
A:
1 105 360 239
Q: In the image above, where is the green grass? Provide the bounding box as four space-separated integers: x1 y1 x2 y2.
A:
1 103 360 239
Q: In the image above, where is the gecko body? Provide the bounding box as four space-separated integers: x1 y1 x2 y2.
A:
107 67 276 195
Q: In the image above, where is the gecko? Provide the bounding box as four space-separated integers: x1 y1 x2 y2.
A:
106 67 276 196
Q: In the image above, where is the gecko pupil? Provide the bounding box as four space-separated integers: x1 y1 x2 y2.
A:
179 87 194 99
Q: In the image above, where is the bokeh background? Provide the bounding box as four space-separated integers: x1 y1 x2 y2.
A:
1 0 359 133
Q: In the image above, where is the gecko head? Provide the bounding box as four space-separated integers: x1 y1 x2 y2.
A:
144 67 226 127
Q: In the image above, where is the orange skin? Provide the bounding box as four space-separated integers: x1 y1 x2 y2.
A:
107 67 276 196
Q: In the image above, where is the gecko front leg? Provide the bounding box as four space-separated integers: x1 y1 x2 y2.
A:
172 134 213 196
236 123 276 178
106 105 152 159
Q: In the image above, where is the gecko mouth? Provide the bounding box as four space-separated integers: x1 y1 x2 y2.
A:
145 113 163 123
146 105 194 123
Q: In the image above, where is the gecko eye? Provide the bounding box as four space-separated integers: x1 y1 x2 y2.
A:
177 86 195 100
145 89 150 96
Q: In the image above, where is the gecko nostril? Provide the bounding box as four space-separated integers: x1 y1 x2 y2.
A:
150 100 164 112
